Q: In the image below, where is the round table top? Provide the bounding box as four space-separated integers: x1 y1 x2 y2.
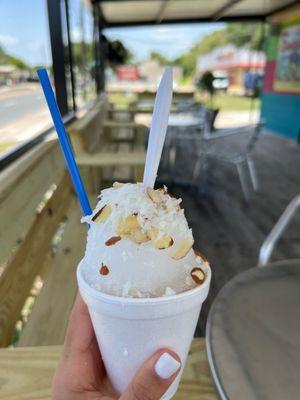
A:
206 260 300 400
168 113 202 127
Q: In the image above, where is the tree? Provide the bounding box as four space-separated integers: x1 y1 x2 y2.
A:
0 46 6 64
0 45 30 70
106 39 132 66
197 71 215 107
70 37 131 72
176 22 265 77
6 55 29 70
150 51 172 66
225 23 265 51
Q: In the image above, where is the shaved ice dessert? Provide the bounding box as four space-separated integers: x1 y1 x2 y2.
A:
81 182 209 298
76 68 211 399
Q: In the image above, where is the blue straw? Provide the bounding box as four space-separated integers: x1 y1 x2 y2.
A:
37 69 92 216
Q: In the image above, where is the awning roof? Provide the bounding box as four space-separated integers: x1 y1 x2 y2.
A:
93 0 297 27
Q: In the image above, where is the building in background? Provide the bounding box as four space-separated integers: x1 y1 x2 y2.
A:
139 60 182 86
197 45 265 94
0 65 26 85
261 4 300 141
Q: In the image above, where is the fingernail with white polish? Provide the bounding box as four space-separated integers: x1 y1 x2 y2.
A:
154 353 181 379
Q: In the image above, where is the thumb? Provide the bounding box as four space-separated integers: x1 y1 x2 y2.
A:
120 350 181 400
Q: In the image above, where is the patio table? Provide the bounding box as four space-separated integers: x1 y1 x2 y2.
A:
168 113 204 127
131 102 178 114
0 338 218 399
206 260 300 400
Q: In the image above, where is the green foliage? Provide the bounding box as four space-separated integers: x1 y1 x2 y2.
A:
0 44 29 70
6 55 29 70
150 51 173 66
0 45 6 63
197 93 260 111
225 24 265 50
176 22 265 77
107 39 131 66
197 71 215 107
71 37 131 73
197 71 214 94
71 42 93 71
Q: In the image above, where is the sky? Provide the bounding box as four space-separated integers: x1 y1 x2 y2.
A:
0 0 223 67
0 0 52 66
105 23 224 62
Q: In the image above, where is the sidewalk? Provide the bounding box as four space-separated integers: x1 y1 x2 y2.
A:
215 110 260 129
0 83 41 100
0 83 50 154
135 110 260 129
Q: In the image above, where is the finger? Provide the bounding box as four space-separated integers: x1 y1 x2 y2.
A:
64 293 95 354
120 350 181 400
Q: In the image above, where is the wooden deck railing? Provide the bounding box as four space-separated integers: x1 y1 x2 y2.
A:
0 140 73 346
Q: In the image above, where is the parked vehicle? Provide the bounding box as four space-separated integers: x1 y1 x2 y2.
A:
212 71 229 91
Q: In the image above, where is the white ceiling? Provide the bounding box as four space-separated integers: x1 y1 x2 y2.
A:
98 0 295 26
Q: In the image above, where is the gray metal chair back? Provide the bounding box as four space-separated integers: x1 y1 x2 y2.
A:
258 194 300 266
162 124 205 185
195 123 263 201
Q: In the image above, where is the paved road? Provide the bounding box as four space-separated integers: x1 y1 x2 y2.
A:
0 84 51 152
0 85 45 126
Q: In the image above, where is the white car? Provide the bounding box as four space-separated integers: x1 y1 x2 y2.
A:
212 73 229 91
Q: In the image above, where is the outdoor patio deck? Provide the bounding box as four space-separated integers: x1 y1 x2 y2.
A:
160 131 300 336
1 123 299 348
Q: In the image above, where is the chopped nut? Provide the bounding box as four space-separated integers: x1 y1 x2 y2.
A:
158 188 176 199
148 226 159 241
105 236 122 246
131 228 150 244
158 188 167 195
172 238 194 260
100 264 109 275
116 214 140 235
113 182 124 188
191 267 205 285
92 205 112 222
158 188 180 211
155 236 174 249
194 249 208 262
148 227 173 249
147 187 163 205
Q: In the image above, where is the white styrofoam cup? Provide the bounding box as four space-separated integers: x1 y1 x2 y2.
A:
77 259 211 399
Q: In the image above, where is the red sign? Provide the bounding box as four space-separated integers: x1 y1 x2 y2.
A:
116 66 140 81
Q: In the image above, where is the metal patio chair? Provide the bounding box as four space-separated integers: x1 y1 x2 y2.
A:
193 123 262 201
176 99 200 113
160 124 204 186
206 194 300 400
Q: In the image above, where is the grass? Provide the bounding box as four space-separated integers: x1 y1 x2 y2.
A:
108 91 260 112
108 93 138 109
0 142 17 154
196 93 260 111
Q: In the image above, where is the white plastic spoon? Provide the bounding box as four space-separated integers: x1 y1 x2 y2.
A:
143 67 173 188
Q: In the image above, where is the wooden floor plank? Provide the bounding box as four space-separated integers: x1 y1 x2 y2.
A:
0 339 218 400
0 346 59 400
